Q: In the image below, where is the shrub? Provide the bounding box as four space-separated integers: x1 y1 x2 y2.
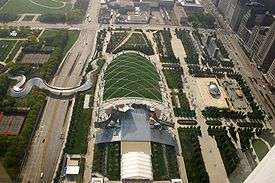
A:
208 127 239 175
153 29 177 63
175 29 199 64
178 127 209 182
205 120 222 126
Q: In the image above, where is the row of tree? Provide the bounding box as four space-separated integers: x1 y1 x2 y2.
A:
0 13 18 22
175 29 199 65
207 127 240 175
0 30 75 180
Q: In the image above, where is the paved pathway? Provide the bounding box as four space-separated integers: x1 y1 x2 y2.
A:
9 61 96 97
145 30 189 182
170 30 229 183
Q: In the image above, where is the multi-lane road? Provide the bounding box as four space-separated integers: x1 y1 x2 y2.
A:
218 33 275 126
22 29 98 183
10 0 274 182
20 0 100 182
202 0 275 128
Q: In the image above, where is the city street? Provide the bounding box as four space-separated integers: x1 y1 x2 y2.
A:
217 31 275 129
171 31 229 183
20 0 100 181
1 0 272 182
202 0 275 130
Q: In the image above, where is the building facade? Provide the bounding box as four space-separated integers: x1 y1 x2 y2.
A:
247 26 269 59
266 59 275 87
255 20 275 72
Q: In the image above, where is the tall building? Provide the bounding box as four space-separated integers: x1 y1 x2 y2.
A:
255 20 275 72
224 0 238 23
237 9 252 43
244 145 275 183
247 26 269 58
266 59 275 87
217 0 231 17
230 0 249 31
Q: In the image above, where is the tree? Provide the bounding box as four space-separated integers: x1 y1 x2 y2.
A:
39 14 66 23
0 13 18 22
66 9 82 24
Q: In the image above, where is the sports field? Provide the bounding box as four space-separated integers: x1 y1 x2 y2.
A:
103 53 162 101
0 112 26 135
0 0 72 14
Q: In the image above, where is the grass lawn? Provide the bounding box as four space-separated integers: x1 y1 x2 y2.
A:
92 142 121 180
103 53 162 101
252 139 269 160
64 30 80 53
162 66 183 89
173 90 196 118
0 0 72 14
151 142 169 180
0 40 17 62
92 143 107 174
178 128 209 182
5 40 22 62
151 142 180 180
114 32 154 55
40 29 62 38
64 93 91 154
106 142 121 180
22 15 35 21
41 29 79 53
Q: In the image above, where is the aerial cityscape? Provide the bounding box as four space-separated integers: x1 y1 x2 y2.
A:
0 0 274 182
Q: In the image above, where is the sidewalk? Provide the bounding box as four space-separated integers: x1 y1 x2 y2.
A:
171 30 229 183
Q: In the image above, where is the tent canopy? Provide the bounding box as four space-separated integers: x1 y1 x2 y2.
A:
121 152 153 180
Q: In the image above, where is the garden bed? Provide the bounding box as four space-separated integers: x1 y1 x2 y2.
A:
114 32 154 55
178 127 209 182
208 127 240 175
151 142 180 180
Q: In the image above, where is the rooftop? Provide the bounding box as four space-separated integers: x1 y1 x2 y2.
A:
66 166 80 175
95 105 175 146
121 152 153 180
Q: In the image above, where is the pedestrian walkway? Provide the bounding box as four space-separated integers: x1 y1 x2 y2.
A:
171 30 229 183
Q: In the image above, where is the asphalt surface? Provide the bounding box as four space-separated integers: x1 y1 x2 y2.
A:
14 0 275 182
20 1 100 182
202 0 275 129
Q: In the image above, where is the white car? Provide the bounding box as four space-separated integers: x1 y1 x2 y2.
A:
40 172 44 179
